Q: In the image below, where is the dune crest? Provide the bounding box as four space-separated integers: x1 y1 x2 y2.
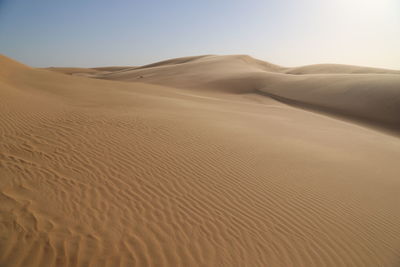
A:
1 54 400 267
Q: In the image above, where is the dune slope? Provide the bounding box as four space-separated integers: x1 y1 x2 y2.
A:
1 54 400 267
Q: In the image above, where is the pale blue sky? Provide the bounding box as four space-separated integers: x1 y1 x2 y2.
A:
0 0 399 69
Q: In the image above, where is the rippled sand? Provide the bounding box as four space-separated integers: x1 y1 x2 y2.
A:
1 54 400 266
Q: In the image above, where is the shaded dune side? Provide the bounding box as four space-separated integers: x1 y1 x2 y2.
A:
286 64 400 75
256 73 400 134
1 55 400 267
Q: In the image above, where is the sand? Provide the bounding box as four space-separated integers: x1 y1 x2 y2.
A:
1 54 400 266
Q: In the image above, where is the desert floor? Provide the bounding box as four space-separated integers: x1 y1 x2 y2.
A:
1 54 400 266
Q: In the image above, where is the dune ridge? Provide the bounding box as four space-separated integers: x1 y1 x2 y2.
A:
1 54 400 266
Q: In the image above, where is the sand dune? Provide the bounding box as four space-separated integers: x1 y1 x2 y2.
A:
1 54 400 267
76 55 400 134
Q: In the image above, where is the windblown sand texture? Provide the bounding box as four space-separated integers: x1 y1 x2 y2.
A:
2 54 400 266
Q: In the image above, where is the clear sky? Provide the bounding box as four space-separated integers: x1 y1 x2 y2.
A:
0 0 399 69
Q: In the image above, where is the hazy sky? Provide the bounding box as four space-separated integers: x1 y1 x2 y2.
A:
0 0 399 69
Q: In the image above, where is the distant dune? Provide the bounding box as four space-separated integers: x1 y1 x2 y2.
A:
1 54 400 267
51 54 400 134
